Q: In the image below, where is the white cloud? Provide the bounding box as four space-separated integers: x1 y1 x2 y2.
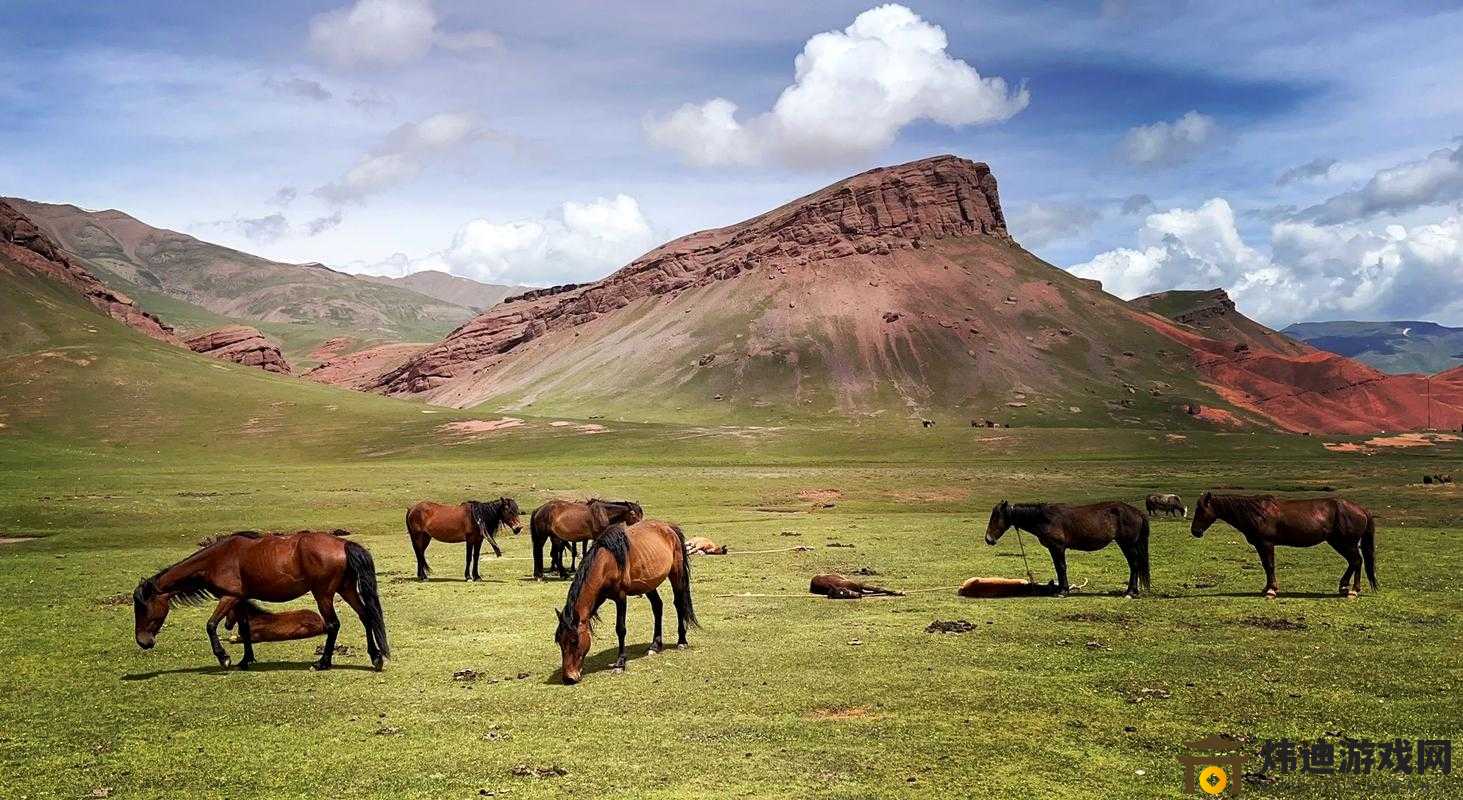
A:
1014 202 1101 248
1120 111 1218 167
309 0 498 68
1070 198 1463 326
645 4 1028 168
314 112 497 205
350 195 657 286
1276 156 1338 186
1299 143 1463 224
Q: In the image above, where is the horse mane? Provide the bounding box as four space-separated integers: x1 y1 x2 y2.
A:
139 531 259 607
1208 493 1273 520
560 524 630 632
470 498 518 535
1006 502 1054 527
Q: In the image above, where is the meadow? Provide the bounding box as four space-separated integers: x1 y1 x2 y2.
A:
1 410 1459 799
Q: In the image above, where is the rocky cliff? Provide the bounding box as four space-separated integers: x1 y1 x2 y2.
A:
184 326 292 374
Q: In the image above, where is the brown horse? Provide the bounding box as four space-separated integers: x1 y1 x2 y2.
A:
221 599 326 643
531 498 643 580
406 498 523 581
132 530 388 670
809 573 903 599
554 520 696 684
1191 492 1377 598
984 500 1151 597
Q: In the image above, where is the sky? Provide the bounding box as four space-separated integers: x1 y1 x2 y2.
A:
3 0 1462 327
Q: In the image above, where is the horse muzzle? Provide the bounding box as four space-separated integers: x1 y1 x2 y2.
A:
136 635 155 650
562 672 580 685
984 533 996 546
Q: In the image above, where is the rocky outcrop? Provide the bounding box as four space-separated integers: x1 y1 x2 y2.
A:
365 155 1012 396
184 326 291 374
303 342 425 390
1130 288 1312 358
0 199 179 344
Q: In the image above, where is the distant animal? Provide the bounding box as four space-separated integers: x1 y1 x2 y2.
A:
956 576 1064 598
554 520 696 684
131 530 388 670
1191 492 1377 598
1145 493 1186 517
922 419 935 428
1422 474 1454 485
808 573 904 599
531 498 644 581
406 498 523 581
684 536 728 555
220 599 326 643
984 500 1151 597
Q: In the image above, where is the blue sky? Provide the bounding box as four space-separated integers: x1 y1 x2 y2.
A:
3 1 1461 325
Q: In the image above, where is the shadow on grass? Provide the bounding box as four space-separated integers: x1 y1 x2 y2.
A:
123 660 376 680
1199 591 1349 600
542 640 686 685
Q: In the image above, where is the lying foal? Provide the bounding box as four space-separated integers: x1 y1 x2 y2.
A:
809 573 904 599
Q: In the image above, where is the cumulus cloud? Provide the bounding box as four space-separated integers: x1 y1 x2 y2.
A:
314 112 501 205
1120 111 1218 167
645 4 1028 168
1120 194 1155 215
309 0 497 68
264 76 332 102
267 186 298 207
1070 198 1463 326
1298 143 1463 224
351 195 657 286
1014 202 1101 248
1276 156 1338 186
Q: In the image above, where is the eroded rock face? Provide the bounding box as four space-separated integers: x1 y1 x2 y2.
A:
184 326 291 374
0 199 180 344
367 155 1011 395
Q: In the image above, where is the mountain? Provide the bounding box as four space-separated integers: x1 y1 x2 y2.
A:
1130 289 1313 357
1283 320 1463 374
361 270 522 311
3 199 476 355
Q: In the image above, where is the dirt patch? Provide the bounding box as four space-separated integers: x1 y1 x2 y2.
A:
797 488 843 503
1118 686 1173 704
1237 616 1308 631
440 418 524 438
0 536 37 545
925 620 976 634
806 706 876 720
1365 432 1461 448
1323 442 1373 453
316 644 355 657
575 423 607 434
97 593 130 606
511 764 568 779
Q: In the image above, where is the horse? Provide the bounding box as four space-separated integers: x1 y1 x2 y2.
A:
684 536 729 555
1146 493 1186 517
406 498 523 581
132 530 388 670
957 576 1064 598
531 498 644 580
220 599 326 643
984 500 1151 597
1191 492 1377 598
809 573 903 599
554 520 696 684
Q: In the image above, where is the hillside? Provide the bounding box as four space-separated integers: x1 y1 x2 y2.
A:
1129 288 1313 357
361 270 521 311
3 199 476 362
1284 320 1463 374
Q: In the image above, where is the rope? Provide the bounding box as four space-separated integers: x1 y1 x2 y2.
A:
715 545 815 556
1014 529 1038 584
717 584 965 599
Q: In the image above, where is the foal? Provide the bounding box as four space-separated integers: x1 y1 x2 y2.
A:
984 500 1151 597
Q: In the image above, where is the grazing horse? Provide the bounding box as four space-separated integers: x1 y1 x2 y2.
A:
809 573 903 599
531 498 644 580
1146 493 1186 518
406 498 523 581
132 530 388 670
220 599 326 643
1191 492 1377 598
554 520 696 684
984 500 1151 597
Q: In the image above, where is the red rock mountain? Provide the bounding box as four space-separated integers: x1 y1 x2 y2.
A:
297 155 1463 433
1129 289 1313 358
185 326 292 374
1 199 179 344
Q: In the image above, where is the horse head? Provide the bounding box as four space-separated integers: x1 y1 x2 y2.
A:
468 501 508 557
1191 492 1216 537
985 500 1013 545
498 497 523 535
554 607 591 685
131 578 170 650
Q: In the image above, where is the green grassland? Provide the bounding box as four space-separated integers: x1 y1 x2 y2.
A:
2 272 1461 799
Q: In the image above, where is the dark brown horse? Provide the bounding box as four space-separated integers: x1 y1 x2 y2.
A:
554 520 696 684
132 530 388 670
809 573 904 599
220 599 326 643
1191 493 1377 598
406 498 523 581
531 498 644 580
984 500 1151 597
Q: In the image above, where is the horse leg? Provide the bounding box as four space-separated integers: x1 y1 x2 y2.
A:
472 536 483 581
464 538 474 581
339 584 382 669
1329 539 1361 597
611 597 628 673
1047 546 1070 595
311 590 341 671
645 588 664 655
556 537 571 580
412 531 430 581
531 527 547 581
206 599 234 668
1118 541 1140 598
1255 542 1279 598
235 608 256 670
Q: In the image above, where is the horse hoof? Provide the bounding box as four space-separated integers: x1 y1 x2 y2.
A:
219 657 232 668
1264 590 1278 600
372 658 386 671
237 661 253 671
311 661 333 672
1347 590 1358 599
676 643 688 650
1123 593 1136 600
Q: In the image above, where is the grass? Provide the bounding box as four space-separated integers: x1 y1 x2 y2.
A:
2 270 1461 798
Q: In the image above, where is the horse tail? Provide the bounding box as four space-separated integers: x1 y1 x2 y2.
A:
1136 512 1151 590
668 524 699 629
1361 512 1378 590
344 541 390 659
